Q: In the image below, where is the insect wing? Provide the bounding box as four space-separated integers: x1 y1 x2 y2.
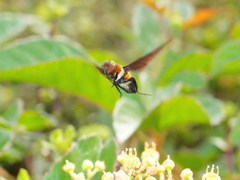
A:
123 39 172 72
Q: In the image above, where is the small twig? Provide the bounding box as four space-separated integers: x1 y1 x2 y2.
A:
49 18 58 37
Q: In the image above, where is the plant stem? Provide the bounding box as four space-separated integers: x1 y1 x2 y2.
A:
226 127 233 171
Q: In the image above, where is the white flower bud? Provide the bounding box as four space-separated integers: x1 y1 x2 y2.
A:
82 160 93 171
101 172 114 180
180 168 193 180
163 155 175 170
114 170 131 180
62 160 75 172
95 160 106 171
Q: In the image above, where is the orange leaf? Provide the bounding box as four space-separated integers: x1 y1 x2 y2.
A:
183 8 219 28
141 0 166 14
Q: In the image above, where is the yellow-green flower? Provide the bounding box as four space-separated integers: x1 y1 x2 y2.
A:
202 165 221 180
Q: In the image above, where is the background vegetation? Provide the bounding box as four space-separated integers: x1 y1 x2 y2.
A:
0 0 240 179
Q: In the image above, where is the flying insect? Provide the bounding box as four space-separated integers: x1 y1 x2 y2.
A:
97 40 172 96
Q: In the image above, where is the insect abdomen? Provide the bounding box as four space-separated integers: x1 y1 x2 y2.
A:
118 77 138 93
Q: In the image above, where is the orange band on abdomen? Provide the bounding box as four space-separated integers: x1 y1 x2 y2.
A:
124 73 132 79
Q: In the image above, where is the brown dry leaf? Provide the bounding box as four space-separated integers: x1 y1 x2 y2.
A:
183 8 219 28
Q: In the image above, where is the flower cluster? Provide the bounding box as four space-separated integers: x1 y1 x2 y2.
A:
102 142 176 180
101 142 221 180
63 159 106 180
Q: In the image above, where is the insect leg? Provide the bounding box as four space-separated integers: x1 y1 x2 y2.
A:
113 83 122 97
106 72 122 96
111 72 119 88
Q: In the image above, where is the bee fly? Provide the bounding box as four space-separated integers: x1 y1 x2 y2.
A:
96 40 172 96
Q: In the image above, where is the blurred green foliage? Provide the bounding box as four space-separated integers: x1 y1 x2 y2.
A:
0 0 240 179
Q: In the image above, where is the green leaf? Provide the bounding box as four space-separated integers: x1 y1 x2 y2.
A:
157 50 187 81
173 151 205 170
113 97 145 143
17 168 30 180
0 117 12 129
64 125 76 143
0 100 22 126
67 136 102 167
94 139 117 180
79 124 113 140
48 125 76 153
18 110 55 131
44 136 101 180
231 22 240 39
174 142 220 170
145 95 224 130
0 128 11 150
0 38 118 111
0 38 89 70
43 161 71 180
230 120 240 146
170 71 207 89
212 40 240 75
132 3 162 53
157 96 209 130
159 53 211 84
0 133 32 163
0 13 43 44
194 96 224 125
98 139 116 172
44 135 117 180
